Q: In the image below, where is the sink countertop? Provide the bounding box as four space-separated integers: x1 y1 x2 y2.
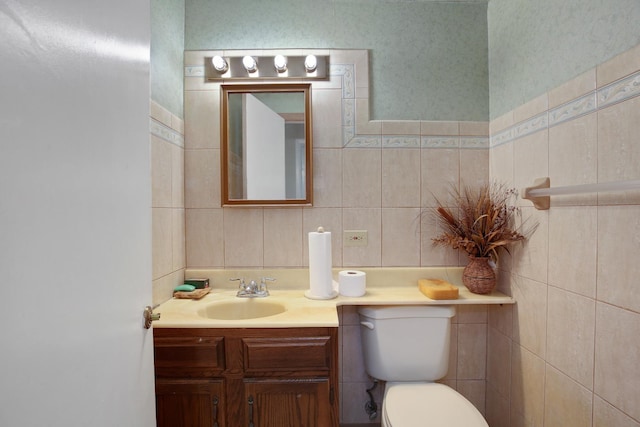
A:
154 267 514 328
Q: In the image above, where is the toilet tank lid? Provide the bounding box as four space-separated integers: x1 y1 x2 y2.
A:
358 305 455 319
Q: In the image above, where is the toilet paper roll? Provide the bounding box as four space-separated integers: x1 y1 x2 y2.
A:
338 270 366 297
307 227 338 299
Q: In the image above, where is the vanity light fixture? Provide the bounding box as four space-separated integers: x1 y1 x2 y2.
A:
304 55 317 72
211 55 228 73
274 54 288 73
206 53 328 80
242 55 258 73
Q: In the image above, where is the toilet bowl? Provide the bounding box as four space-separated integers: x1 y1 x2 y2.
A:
358 305 488 427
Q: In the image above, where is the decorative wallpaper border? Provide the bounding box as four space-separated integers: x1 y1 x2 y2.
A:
491 69 640 148
150 118 184 147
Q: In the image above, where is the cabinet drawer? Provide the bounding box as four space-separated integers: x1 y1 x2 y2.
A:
154 335 225 377
242 336 332 373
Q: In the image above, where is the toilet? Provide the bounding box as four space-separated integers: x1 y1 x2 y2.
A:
358 305 489 427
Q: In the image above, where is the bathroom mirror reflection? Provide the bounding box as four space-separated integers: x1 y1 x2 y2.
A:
221 83 313 206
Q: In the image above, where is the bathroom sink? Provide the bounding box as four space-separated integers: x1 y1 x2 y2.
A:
197 300 287 320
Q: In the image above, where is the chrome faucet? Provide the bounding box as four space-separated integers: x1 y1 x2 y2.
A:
231 277 274 297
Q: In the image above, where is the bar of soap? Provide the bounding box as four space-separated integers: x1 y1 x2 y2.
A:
418 279 459 300
174 284 196 293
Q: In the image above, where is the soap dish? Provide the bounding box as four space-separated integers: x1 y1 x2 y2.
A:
173 288 211 300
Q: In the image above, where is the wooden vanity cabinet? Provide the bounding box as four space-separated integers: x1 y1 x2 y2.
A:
154 327 339 427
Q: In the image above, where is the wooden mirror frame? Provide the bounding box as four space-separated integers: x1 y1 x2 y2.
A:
221 83 313 206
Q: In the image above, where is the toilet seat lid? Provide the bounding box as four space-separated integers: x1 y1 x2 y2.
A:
383 383 488 427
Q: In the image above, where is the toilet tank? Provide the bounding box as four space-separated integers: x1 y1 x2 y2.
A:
358 305 455 382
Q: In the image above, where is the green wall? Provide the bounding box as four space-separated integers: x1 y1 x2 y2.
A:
151 0 185 119
185 0 489 121
488 0 640 119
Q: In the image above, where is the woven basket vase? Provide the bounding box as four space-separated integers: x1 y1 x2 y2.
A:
462 256 496 294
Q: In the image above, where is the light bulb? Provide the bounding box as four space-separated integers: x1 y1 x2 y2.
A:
211 56 228 72
304 55 317 72
242 56 257 73
274 55 287 72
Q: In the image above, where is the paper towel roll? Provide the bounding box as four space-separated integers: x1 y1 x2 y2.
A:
307 227 338 299
339 270 366 297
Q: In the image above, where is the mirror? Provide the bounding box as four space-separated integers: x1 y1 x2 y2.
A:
221 83 313 206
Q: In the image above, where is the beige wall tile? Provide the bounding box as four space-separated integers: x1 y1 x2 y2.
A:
184 49 217 66
457 305 488 324
172 209 185 271
381 120 420 135
489 142 514 188
486 327 511 398
264 208 302 267
548 70 596 109
263 208 303 267
460 121 489 136
513 93 548 124
381 208 421 266
547 287 595 389
340 324 368 383
513 131 549 208
150 100 172 127
444 323 458 380
420 207 461 267
548 112 598 206
544 365 593 427
457 323 487 380
312 148 342 208
421 149 460 207
485 386 511 427
594 302 640 421
491 110 514 135
460 148 489 190
548 206 597 297
382 149 420 207
343 148 382 208
355 98 381 135
421 120 459 136
171 114 184 135
151 135 173 208
511 275 547 358
152 207 173 279
597 205 640 312
223 208 263 267
185 149 220 209
458 380 486 415
510 343 545 427
343 208 381 267
185 208 224 267
597 96 640 204
597 42 640 87
312 88 343 148
594 395 640 427
152 269 185 306
512 207 548 284
488 304 513 338
171 144 184 208
184 90 219 149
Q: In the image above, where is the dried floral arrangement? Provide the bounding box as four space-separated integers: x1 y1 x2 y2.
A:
431 182 533 262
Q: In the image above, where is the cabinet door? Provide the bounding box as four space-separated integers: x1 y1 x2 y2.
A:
243 378 334 427
156 379 225 427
